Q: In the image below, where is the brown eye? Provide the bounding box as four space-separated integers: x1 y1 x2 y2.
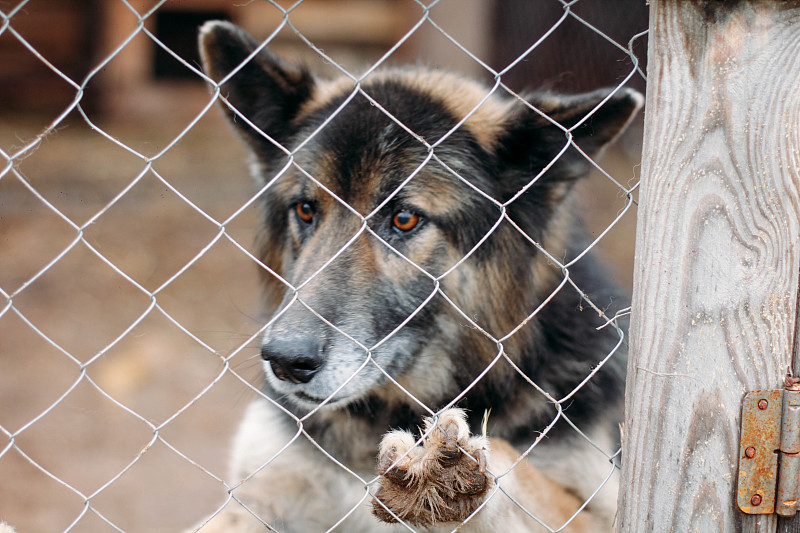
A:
296 202 314 223
392 211 420 232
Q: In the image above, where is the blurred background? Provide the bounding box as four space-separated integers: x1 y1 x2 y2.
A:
0 1 647 531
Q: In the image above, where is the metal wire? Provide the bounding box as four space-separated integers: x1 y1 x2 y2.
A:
0 1 646 531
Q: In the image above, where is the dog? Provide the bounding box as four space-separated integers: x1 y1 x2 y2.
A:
194 20 641 533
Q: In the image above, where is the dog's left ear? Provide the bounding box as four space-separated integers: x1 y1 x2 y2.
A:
498 87 643 185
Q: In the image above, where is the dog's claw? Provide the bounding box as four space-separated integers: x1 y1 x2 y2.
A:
372 408 493 527
378 446 410 486
439 422 462 466
377 446 397 475
477 447 488 473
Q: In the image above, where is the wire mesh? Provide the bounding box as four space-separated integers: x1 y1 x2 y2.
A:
0 1 647 531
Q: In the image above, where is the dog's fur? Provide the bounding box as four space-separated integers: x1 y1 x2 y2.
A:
194 21 641 533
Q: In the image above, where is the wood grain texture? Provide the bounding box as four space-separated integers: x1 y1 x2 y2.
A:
619 1 800 532
779 514 800 532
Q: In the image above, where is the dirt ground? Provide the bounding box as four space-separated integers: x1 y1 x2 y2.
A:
0 85 640 532
0 90 267 532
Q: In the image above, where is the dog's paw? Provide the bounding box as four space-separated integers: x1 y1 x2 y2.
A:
372 408 493 527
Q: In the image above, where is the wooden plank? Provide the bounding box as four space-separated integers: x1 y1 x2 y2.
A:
618 1 800 532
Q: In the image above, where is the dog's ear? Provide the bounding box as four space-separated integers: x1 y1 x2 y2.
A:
198 21 316 157
498 87 643 190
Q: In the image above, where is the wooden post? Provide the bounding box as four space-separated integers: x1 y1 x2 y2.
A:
618 1 800 532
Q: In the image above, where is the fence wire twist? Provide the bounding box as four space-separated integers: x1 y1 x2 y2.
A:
0 1 647 532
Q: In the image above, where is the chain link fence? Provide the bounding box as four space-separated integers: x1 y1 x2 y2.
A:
0 1 647 531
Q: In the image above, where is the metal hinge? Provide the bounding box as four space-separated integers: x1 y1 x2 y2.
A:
738 377 800 516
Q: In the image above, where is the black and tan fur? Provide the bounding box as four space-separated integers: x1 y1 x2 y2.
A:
194 21 642 533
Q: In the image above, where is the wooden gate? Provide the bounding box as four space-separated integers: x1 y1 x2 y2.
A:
620 1 800 531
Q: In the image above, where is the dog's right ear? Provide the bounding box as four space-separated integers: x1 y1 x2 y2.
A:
198 21 316 157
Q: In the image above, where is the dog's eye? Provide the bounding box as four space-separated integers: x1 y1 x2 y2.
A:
392 211 421 232
295 202 314 223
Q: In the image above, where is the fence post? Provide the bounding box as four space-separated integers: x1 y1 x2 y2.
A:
618 1 800 532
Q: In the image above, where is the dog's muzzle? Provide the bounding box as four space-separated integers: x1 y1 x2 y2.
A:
261 337 324 384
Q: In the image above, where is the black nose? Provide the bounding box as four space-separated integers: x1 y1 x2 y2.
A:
261 337 324 384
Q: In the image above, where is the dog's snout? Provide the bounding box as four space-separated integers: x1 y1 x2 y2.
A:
261 338 324 384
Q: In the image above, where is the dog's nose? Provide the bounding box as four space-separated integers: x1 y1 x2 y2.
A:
261 338 324 384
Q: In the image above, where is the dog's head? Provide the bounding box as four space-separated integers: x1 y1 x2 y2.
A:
199 21 641 411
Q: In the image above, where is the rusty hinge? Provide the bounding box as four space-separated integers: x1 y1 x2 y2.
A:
738 377 800 516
